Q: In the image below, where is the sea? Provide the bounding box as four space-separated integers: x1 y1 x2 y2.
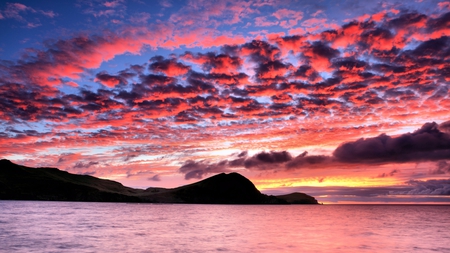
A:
1 201 449 253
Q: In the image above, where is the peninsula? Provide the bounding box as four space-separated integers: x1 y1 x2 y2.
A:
0 159 318 204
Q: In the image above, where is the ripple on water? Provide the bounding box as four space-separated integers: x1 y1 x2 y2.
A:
0 201 449 253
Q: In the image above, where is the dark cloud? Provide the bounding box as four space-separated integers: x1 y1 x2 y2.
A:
429 161 450 175
439 120 450 134
178 151 293 179
182 52 242 74
95 71 129 87
333 122 450 163
189 71 248 86
238 151 248 157
255 60 292 81
178 121 450 179
149 56 191 76
376 169 400 178
140 74 176 86
333 57 367 70
387 12 427 29
179 159 229 180
354 90 384 104
221 44 240 56
148 174 161 181
178 149 333 179
0 82 94 121
244 151 292 169
360 27 394 48
286 152 333 169
372 63 405 74
73 161 99 169
426 11 450 31
291 65 320 81
410 36 450 59
393 179 450 195
82 171 96 176
305 41 340 60
241 40 281 63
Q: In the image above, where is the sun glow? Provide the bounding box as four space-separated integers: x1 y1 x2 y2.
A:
254 176 402 190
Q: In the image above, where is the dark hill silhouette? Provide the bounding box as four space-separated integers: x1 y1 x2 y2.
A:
0 159 318 204
276 192 319 204
0 159 140 202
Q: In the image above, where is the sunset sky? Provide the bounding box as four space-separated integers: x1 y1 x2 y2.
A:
1 0 450 203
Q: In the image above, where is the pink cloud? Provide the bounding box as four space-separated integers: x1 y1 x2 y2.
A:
93 9 116 17
40 10 57 18
10 3 28 11
272 9 303 28
1 2 57 22
288 27 306 35
438 1 450 10
65 81 79 87
2 2 31 21
255 16 279 27
160 0 173 8
311 10 324 17
26 22 41 28
129 12 151 24
103 0 123 8
302 18 339 33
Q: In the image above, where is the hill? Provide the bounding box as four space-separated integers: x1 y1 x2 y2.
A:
0 159 318 204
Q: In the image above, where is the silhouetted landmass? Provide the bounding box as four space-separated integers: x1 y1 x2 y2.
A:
276 192 320 204
0 159 318 204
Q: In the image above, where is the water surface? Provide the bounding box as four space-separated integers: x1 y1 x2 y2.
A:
1 201 449 252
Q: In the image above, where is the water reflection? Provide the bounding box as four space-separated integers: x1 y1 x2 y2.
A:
0 201 449 252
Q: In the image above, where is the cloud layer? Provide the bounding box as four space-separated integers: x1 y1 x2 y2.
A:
0 1 449 198
177 121 450 181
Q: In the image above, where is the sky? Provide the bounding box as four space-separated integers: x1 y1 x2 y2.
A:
1 0 450 204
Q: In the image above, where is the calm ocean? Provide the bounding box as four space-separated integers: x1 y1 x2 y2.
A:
1 201 449 253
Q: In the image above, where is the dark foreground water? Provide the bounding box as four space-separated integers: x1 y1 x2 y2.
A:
1 201 450 253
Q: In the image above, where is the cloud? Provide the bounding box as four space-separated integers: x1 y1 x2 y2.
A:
439 120 450 134
333 122 450 163
178 150 334 179
95 71 129 87
160 0 172 8
254 16 279 27
0 33 144 87
3 5 450 188
130 12 151 24
272 9 303 28
285 152 333 169
302 41 340 72
179 159 230 180
0 2 57 23
73 161 99 169
376 169 400 178
103 0 123 8
148 174 161 181
2 3 32 21
149 56 191 76
181 52 243 75
429 161 450 175
177 121 450 179
241 40 281 63
393 179 450 195
255 60 293 81
244 151 292 169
